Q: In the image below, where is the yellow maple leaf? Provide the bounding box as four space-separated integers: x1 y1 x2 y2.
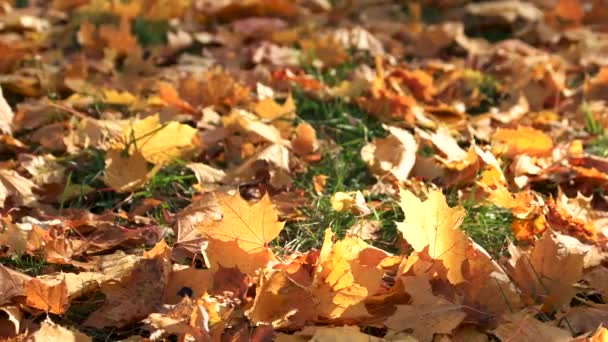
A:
123 114 200 165
103 148 159 193
246 270 315 329
396 188 468 284
492 126 554 157
102 89 137 106
196 193 284 256
311 229 387 320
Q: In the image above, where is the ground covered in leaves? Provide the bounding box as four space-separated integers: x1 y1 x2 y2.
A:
1 0 608 341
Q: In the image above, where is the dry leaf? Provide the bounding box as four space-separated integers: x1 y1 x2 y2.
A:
0 305 22 338
292 122 319 156
197 193 284 254
123 114 200 165
311 229 387 320
505 230 584 311
84 250 171 328
0 86 13 134
493 310 572 342
0 265 30 305
396 188 468 284
28 318 91 342
361 125 418 182
247 270 315 328
0 169 37 208
385 276 466 342
492 126 554 158
103 148 156 193
477 166 539 219
24 277 69 314
186 162 226 185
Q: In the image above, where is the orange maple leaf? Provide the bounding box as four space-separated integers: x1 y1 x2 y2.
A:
197 193 284 254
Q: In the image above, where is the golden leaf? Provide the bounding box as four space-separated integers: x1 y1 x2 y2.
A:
492 126 554 158
396 188 468 284
477 166 539 219
246 270 315 329
103 148 156 193
197 193 284 254
311 229 387 320
123 114 200 165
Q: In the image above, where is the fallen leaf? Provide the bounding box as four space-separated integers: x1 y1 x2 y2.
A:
0 86 13 134
477 166 539 219
505 230 584 311
28 318 91 342
493 310 572 342
311 229 387 320
492 126 554 158
0 265 30 305
247 270 315 329
559 306 608 336
0 169 37 208
197 193 284 254
361 125 418 182
103 148 156 193
24 277 69 314
0 305 21 338
313 174 328 195
396 188 468 284
292 122 319 157
385 276 466 342
84 250 171 328
186 162 226 185
123 114 200 165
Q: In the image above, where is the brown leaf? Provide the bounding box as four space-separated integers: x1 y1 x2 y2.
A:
361 126 417 182
0 169 37 208
247 270 315 329
505 230 584 311
84 251 171 328
493 310 572 342
0 265 30 305
385 276 466 342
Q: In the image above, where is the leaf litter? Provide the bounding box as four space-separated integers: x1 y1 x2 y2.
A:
1 0 608 341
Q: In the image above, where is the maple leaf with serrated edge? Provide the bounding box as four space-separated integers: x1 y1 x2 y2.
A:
396 188 469 284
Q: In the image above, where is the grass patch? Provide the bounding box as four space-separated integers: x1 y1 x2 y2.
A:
58 148 196 218
0 254 48 276
460 204 513 258
582 102 608 158
586 134 608 158
0 254 78 276
277 90 400 251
